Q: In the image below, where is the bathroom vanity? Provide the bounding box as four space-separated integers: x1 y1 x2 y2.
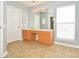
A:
23 29 54 45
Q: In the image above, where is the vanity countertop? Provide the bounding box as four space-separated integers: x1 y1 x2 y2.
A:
23 29 54 31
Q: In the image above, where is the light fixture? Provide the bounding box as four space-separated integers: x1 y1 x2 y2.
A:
32 1 35 3
32 0 40 3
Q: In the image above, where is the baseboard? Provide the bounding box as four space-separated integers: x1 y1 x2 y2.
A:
54 41 79 48
7 39 23 44
3 51 8 57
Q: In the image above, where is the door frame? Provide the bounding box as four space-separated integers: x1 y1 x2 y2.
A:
0 1 4 57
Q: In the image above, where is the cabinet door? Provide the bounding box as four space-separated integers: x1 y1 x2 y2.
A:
23 30 31 40
23 30 35 41
38 31 53 44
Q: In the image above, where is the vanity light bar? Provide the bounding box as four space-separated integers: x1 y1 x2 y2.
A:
32 8 48 13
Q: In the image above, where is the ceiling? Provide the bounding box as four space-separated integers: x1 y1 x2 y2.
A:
20 1 47 7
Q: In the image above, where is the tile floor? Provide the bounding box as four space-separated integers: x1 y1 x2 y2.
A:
5 40 79 58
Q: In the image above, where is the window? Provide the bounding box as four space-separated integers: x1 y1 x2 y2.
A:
56 5 75 40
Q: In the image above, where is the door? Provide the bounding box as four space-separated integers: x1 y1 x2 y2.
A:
7 5 22 44
0 2 3 57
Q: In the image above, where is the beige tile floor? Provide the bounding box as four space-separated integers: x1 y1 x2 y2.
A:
5 40 79 58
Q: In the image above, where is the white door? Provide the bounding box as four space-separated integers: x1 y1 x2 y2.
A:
7 5 22 44
0 2 3 57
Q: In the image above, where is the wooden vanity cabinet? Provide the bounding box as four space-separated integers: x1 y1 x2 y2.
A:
38 31 53 44
23 30 54 45
23 30 35 40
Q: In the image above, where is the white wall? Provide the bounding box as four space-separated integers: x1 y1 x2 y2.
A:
28 8 34 29
75 2 79 45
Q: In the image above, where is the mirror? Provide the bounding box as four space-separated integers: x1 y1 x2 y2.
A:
33 8 48 29
40 11 48 29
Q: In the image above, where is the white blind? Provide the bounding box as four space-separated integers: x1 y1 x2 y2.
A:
57 5 75 23
56 5 75 40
